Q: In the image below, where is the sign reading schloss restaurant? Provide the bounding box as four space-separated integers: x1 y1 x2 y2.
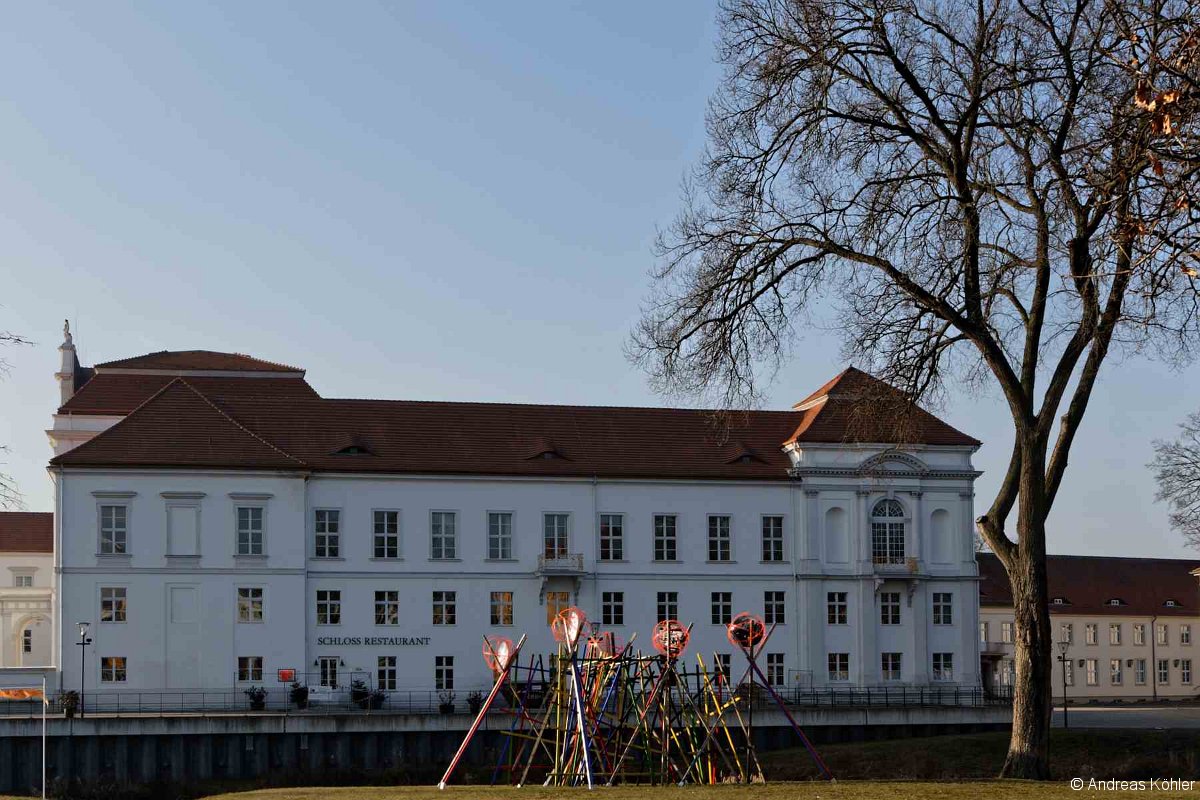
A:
316 636 431 647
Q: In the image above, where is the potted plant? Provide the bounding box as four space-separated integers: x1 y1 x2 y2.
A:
244 686 267 711
58 690 79 719
438 690 456 714
290 682 309 710
368 688 387 710
350 679 371 709
467 690 484 716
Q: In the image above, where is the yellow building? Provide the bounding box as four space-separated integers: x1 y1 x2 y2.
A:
978 553 1200 702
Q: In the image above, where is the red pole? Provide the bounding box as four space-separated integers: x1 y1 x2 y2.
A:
439 634 528 789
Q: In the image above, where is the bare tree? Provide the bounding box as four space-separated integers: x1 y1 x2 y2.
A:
632 0 1200 778
1151 413 1200 546
0 329 31 508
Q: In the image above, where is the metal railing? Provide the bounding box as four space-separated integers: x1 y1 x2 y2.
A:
536 553 585 573
0 683 1011 719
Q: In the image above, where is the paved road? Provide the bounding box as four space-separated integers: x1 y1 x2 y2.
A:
1053 705 1200 728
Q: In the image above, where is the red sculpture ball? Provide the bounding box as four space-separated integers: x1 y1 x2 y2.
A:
483 635 515 672
551 606 588 645
727 612 766 651
652 619 690 658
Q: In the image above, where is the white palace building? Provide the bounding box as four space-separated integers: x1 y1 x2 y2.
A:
45 325 983 698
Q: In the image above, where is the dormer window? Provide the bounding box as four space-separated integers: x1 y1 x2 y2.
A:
1052 597 1068 605
330 436 375 456
1107 599 1124 607
1166 599 1180 608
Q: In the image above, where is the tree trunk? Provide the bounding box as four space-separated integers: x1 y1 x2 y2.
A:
1000 463 1053 779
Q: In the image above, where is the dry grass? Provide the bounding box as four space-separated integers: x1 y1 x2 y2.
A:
196 783 1180 800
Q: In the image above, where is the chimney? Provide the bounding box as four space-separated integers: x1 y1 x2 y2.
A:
56 320 77 405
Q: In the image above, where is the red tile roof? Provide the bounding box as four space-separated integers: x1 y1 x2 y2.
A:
58 373 318 415
51 367 980 479
978 553 1200 617
0 512 53 553
96 350 303 373
54 380 305 470
787 368 980 447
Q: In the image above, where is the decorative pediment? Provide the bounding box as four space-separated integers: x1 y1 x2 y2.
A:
858 450 930 475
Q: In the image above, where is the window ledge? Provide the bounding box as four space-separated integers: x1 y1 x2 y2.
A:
312 556 345 562
234 554 269 561
95 553 132 560
368 557 405 562
706 560 737 564
484 557 519 563
429 558 462 563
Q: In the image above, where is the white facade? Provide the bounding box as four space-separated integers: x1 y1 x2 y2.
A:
47 338 982 698
0 549 54 668
53 455 981 695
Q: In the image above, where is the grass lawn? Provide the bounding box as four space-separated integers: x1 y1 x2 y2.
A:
195 783 1191 800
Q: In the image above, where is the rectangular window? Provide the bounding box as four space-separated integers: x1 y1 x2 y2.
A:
1135 659 1147 685
1086 624 1098 645
314 509 340 558
1183 659 1192 685
1061 622 1073 645
237 656 262 682
979 621 988 643
374 590 399 626
316 590 341 625
435 655 454 691
237 587 264 623
100 656 127 683
1086 659 1098 686
14 574 32 588
657 591 678 623
871 516 905 565
880 592 901 625
99 505 128 554
1110 658 1123 685
1158 658 1171 685
100 587 127 623
881 652 902 681
932 652 954 681
764 591 786 625
1002 621 1014 643
373 510 400 559
599 514 624 561
761 516 784 562
318 656 338 688
1064 660 1075 687
22 629 31 653
432 590 457 626
707 516 731 562
827 592 847 625
543 513 570 558
545 591 569 625
602 591 624 626
1183 625 1192 646
932 593 953 625
1157 624 1169 646
711 591 732 625
1134 623 1146 645
653 515 678 561
766 653 784 686
488 512 513 560
431 511 457 560
377 656 397 691
236 506 264 556
827 652 849 682
1110 623 1122 646
490 591 513 626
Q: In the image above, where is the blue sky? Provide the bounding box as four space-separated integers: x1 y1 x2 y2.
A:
0 1 1195 558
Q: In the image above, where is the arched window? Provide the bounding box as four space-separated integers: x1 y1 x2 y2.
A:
871 499 906 565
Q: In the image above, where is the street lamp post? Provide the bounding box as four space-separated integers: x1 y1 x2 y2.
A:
1056 639 1070 730
76 622 92 718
